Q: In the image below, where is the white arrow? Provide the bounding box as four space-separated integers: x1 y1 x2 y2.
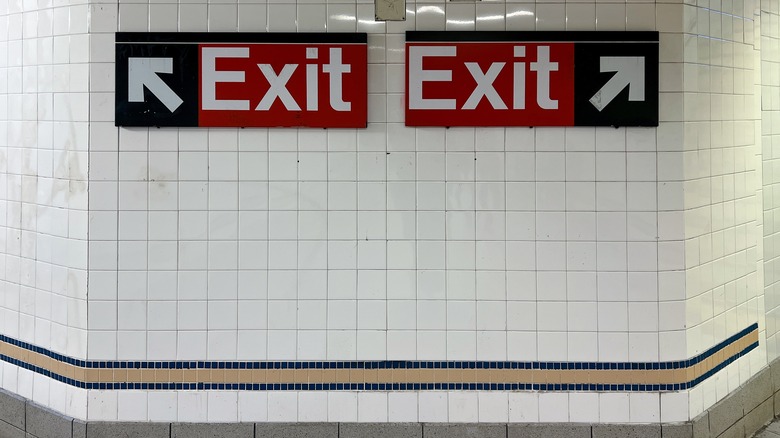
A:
128 57 184 113
589 56 645 112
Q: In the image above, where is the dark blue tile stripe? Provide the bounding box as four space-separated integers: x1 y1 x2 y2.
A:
0 323 759 391
0 323 759 371
0 354 87 389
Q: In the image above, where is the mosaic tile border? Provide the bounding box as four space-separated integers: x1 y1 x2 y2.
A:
0 323 758 391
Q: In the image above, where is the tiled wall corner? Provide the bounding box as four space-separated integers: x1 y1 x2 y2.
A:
679 0 771 417
0 0 90 419
762 0 780 366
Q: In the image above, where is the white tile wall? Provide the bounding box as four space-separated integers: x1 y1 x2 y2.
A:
763 0 780 364
677 0 768 419
0 0 776 425
0 0 89 420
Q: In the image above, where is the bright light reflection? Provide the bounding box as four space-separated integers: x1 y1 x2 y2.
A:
417 6 445 14
447 19 476 25
507 10 534 18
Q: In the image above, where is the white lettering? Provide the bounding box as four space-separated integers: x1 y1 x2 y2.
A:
256 64 301 111
463 62 507 110
323 48 351 111
530 46 558 110
408 46 457 110
513 46 526 110
202 47 250 111
306 48 319 111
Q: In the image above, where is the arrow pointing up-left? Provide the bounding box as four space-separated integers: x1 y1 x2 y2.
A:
128 57 184 113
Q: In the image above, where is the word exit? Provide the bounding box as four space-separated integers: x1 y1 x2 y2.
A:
405 31 658 127
115 33 368 128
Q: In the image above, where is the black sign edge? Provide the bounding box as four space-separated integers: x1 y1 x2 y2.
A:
116 32 368 44
406 30 659 43
404 32 660 128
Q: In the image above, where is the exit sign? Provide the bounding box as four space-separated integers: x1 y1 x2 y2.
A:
115 33 368 128
405 31 659 127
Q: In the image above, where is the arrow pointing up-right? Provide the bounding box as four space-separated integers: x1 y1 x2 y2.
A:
589 56 645 112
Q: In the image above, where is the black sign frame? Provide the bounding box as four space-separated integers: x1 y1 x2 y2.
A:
406 31 659 127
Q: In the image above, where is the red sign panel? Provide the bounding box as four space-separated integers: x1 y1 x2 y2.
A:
199 43 367 128
115 33 368 128
406 42 575 126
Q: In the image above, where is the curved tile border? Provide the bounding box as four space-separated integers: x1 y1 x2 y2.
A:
0 323 758 391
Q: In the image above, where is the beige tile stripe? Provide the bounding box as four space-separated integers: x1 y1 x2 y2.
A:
0 329 758 387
